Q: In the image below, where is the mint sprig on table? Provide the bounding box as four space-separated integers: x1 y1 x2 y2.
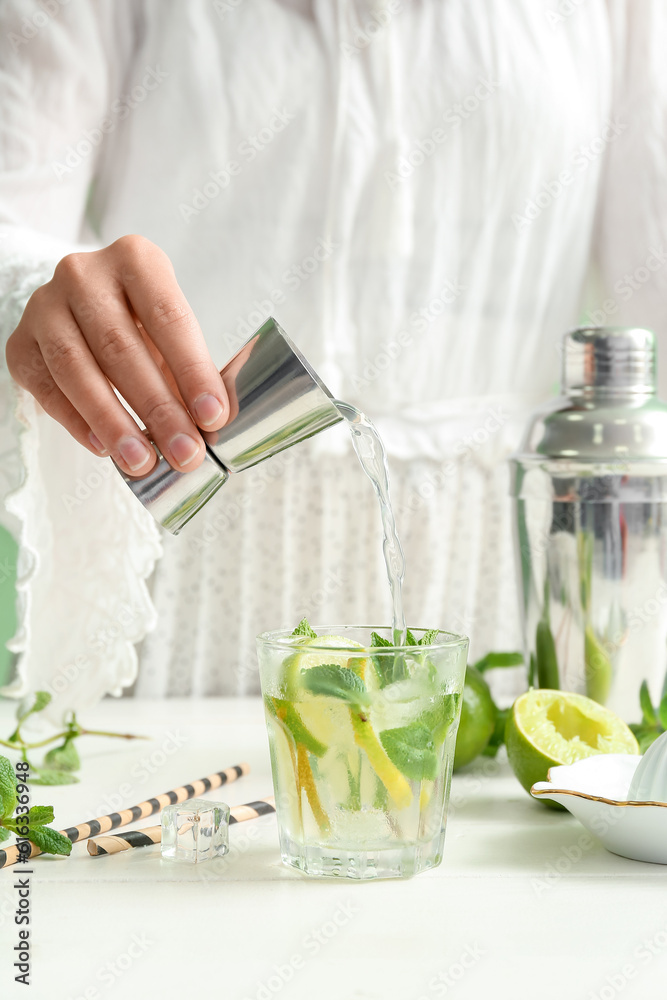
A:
0 690 144 786
0 756 71 855
0 690 145 857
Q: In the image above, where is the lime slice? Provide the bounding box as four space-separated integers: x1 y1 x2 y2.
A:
505 689 639 795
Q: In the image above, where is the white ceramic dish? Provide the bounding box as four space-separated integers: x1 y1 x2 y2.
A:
531 754 667 865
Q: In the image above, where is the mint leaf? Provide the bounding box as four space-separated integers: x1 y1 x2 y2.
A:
0 826 11 842
267 698 327 757
380 723 438 781
659 694 667 732
25 825 72 857
292 618 317 639
301 664 368 705
404 629 418 646
629 722 663 754
31 768 79 786
369 632 407 687
474 652 524 672
26 805 55 827
370 631 392 648
420 694 460 743
4 804 54 834
419 629 441 646
43 739 80 772
16 691 52 726
0 756 17 820
640 680 658 727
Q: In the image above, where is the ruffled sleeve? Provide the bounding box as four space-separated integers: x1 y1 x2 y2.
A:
0 1 161 719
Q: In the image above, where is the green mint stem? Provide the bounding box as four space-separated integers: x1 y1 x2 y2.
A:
0 728 146 752
0 730 72 750
77 729 147 740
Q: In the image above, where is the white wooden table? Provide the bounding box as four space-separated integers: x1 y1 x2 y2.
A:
0 697 665 1000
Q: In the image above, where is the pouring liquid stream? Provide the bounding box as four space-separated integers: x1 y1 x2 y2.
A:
335 401 407 645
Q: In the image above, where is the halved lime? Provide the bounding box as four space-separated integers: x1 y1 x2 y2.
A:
506 689 639 795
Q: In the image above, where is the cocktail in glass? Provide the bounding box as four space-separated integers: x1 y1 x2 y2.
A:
257 625 468 879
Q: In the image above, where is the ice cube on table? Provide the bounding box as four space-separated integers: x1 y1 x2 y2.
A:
161 798 231 863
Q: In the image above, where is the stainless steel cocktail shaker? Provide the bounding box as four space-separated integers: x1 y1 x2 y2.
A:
511 327 667 722
117 317 342 534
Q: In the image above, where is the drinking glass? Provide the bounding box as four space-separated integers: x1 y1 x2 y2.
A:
256 625 468 879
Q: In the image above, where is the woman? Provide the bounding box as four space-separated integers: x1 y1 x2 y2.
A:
1 0 665 716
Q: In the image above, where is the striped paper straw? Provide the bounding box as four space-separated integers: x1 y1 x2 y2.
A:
0 763 250 871
87 795 276 856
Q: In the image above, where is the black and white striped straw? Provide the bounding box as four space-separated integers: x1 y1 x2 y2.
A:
0 763 250 870
87 796 276 856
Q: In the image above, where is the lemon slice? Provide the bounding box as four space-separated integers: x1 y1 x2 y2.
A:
282 636 367 751
286 635 366 687
506 689 639 795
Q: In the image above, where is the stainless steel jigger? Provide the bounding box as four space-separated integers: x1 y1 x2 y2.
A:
117 318 342 533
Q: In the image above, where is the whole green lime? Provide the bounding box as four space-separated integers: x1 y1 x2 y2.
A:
453 666 497 770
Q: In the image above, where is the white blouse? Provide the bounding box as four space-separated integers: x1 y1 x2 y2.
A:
1 0 666 717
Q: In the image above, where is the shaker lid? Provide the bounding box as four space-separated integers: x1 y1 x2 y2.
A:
511 325 667 470
563 327 655 394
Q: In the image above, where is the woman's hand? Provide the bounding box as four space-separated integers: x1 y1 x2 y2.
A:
6 235 229 476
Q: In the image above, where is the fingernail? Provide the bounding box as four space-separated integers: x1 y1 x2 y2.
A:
169 433 200 467
194 393 224 427
89 432 108 455
118 436 153 472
